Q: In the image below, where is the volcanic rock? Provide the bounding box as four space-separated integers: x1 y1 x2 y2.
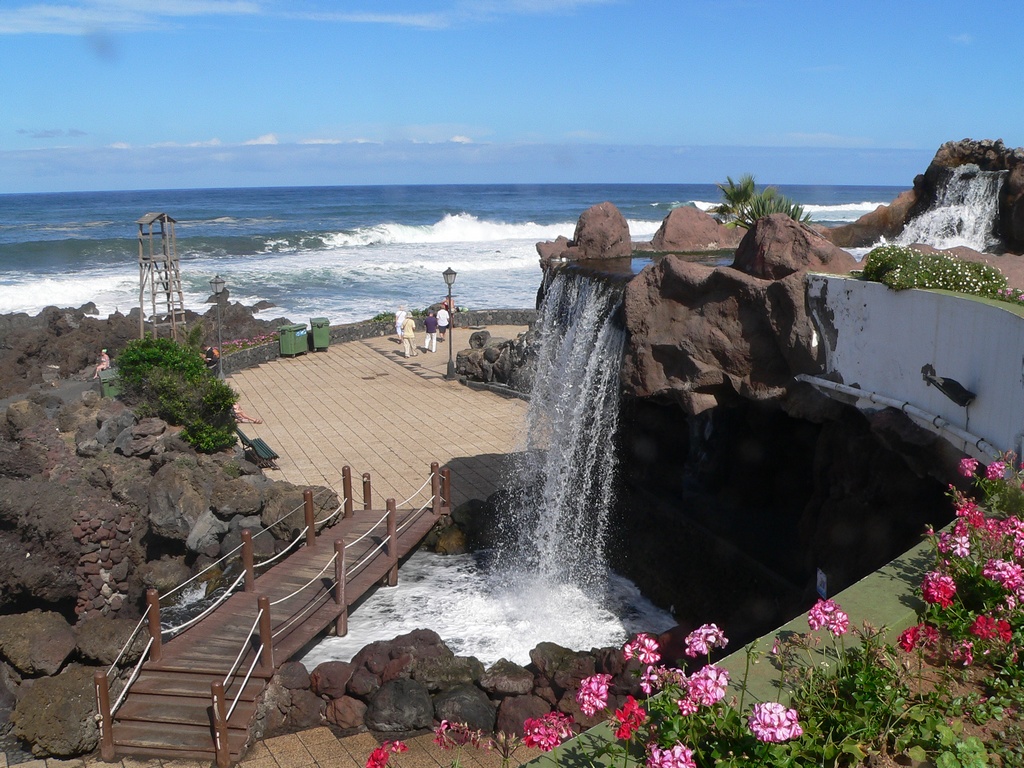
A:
648 206 743 251
828 189 918 247
75 616 147 666
496 695 550 737
365 678 433 731
326 695 366 729
0 610 76 676
480 658 534 695
310 660 356 698
732 214 858 279
433 684 496 732
11 664 98 756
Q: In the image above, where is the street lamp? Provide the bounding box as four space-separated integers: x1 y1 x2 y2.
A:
210 274 225 379
443 267 457 380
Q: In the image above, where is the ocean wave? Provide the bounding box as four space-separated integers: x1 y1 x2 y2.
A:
318 213 578 247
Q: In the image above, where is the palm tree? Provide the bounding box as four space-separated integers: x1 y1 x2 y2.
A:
710 173 812 228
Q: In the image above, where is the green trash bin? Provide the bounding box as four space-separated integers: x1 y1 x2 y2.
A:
279 324 308 356
99 368 120 398
309 317 330 351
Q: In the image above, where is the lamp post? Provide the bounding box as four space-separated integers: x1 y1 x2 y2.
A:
210 275 225 379
442 267 457 380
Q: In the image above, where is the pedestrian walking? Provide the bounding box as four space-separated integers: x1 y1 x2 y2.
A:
395 304 408 340
436 304 450 342
423 310 438 352
401 313 418 358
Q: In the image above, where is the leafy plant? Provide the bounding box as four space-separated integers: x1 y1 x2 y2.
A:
117 335 237 453
862 243 1008 296
710 174 812 228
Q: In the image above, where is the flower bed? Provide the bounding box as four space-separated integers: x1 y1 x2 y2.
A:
365 454 1024 767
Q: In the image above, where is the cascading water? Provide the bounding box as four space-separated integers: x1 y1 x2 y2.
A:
495 270 627 587
300 269 673 667
896 164 1006 251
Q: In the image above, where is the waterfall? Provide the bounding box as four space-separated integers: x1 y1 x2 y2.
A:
497 270 627 588
896 164 1006 251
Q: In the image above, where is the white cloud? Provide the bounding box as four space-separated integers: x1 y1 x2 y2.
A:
299 138 343 145
108 142 131 149
450 135 473 144
244 133 279 145
0 1 260 34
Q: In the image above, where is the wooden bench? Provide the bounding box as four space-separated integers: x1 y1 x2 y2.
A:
236 427 279 469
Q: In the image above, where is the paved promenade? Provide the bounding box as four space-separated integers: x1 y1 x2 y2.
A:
227 326 529 506
2 325 536 768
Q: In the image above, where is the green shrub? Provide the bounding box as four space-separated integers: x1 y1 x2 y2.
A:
862 243 1008 296
117 336 237 453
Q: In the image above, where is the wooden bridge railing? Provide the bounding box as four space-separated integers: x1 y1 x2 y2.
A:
95 462 452 767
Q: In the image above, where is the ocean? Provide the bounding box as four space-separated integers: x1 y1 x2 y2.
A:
0 183 904 323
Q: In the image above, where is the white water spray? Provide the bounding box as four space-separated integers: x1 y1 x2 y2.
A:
495 270 627 588
897 164 1006 251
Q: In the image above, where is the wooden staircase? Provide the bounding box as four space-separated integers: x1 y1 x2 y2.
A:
96 472 450 766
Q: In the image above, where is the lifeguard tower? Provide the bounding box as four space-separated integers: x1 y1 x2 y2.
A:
137 212 186 340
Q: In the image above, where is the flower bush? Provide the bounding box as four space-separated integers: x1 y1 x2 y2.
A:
221 332 279 354
362 452 1024 766
860 243 1012 302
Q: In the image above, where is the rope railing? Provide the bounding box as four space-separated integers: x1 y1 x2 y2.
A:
346 537 390 580
269 552 338 608
109 637 154 715
225 651 264 722
397 499 433 535
105 604 152 679
223 609 264 690
396 472 435 508
271 588 335 641
162 572 247 638
345 509 390 549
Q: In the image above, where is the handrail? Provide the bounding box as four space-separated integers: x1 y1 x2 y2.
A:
225 651 263 722
223 609 265 690
269 552 338 607
397 499 433 535
271 587 335 640
396 472 435 508
346 537 390 579
345 509 390 549
106 604 152 678
162 572 246 637
109 637 154 715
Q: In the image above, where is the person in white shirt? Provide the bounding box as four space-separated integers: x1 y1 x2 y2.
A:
436 305 450 341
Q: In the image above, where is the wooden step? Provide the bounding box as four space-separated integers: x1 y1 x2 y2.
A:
116 692 257 728
131 670 266 699
113 719 248 754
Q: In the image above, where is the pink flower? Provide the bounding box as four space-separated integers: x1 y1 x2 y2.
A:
954 640 974 667
807 599 850 636
959 457 979 477
522 712 574 752
686 664 729 707
984 559 1024 591
986 461 1007 480
623 633 661 665
922 571 957 608
434 721 482 749
898 622 940 653
684 623 728 658
613 696 646 740
748 702 804 743
647 744 697 768
576 673 611 717
676 696 699 716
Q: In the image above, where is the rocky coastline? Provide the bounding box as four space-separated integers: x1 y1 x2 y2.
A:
2 137 1021 760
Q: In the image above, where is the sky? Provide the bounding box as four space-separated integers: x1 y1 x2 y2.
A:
1 0 1021 193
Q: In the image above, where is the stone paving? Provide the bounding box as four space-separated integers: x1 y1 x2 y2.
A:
4 324 535 768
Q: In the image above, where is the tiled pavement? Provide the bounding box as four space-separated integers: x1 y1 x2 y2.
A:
17 324 535 768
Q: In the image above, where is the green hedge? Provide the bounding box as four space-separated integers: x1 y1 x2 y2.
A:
861 244 1008 296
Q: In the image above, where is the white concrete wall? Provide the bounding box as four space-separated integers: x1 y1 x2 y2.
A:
806 274 1024 458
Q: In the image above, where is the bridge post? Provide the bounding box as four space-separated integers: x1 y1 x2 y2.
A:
441 467 452 512
362 473 372 510
342 466 353 518
94 671 114 761
241 530 255 592
303 489 316 546
145 589 162 662
211 681 230 768
257 595 274 672
385 498 398 587
431 462 440 514
334 540 348 636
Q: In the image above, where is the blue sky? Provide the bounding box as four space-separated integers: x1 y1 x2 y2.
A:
1 0 1020 193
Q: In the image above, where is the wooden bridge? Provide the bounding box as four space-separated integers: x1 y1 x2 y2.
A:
93 463 451 767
